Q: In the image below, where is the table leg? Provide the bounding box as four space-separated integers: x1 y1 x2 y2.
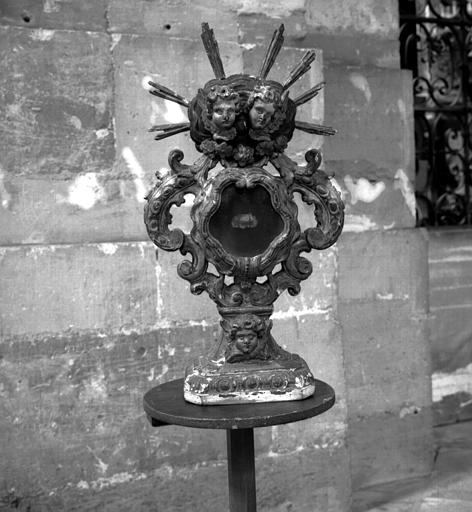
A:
226 428 257 512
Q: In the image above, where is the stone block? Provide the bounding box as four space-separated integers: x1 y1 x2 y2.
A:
429 228 472 372
108 0 239 42
324 67 414 172
339 300 431 418
148 249 221 325
427 220 472 426
237 6 399 68
0 242 158 336
305 0 399 38
0 0 108 31
337 228 433 487
324 67 415 231
256 447 351 512
269 311 347 454
0 26 113 180
274 245 337 315
0 174 151 245
349 410 433 491
338 229 428 312
0 26 117 245
339 300 433 488
0 242 227 336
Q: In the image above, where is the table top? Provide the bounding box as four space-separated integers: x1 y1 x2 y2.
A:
143 378 335 429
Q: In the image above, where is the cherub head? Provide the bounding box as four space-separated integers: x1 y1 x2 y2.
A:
206 85 239 133
229 315 266 357
247 84 281 131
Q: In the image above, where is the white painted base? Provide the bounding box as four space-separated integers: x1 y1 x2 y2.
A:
184 383 315 405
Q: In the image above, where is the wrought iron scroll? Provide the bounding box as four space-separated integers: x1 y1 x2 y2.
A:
400 0 472 225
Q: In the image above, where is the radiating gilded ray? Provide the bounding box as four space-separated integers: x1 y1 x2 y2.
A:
201 22 225 79
292 82 326 106
258 24 285 79
149 122 190 132
154 125 190 140
149 122 190 141
282 51 316 91
295 120 336 136
148 81 189 107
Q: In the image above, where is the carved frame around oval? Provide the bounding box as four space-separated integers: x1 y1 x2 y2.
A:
191 167 300 278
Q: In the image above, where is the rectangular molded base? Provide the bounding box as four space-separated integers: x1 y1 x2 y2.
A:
183 357 316 405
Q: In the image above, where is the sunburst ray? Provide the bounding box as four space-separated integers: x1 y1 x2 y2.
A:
282 50 316 91
258 24 285 79
292 82 325 107
148 81 189 108
295 120 336 136
201 22 225 79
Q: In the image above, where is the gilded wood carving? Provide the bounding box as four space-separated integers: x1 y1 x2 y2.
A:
144 23 344 404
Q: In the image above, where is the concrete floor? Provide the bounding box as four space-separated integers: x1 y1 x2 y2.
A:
353 420 472 512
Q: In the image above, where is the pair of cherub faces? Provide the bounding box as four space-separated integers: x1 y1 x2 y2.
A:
211 97 276 133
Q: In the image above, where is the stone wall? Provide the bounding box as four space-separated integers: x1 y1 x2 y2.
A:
0 1 433 510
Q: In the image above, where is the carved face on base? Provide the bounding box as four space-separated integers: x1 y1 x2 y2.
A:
234 329 258 354
224 313 269 362
249 99 275 130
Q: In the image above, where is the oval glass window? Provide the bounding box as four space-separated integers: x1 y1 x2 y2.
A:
209 184 284 257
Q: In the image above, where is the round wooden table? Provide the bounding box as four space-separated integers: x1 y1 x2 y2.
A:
144 378 335 512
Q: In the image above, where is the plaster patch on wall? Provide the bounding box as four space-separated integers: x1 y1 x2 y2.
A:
188 319 210 327
430 254 472 264
236 0 305 18
349 73 372 103
343 214 378 232
394 169 416 217
95 128 109 139
163 100 188 123
155 263 163 318
98 243 119 256
0 164 11 209
30 29 55 41
399 405 421 418
110 34 122 51
432 363 472 402
272 303 331 321
87 447 109 475
397 98 407 120
67 115 82 130
121 147 147 203
43 0 60 13
77 471 147 491
141 75 153 92
344 175 385 204
63 173 105 210
80 371 107 402
148 364 169 382
149 101 161 126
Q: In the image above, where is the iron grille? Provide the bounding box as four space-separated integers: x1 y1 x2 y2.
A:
400 0 472 225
